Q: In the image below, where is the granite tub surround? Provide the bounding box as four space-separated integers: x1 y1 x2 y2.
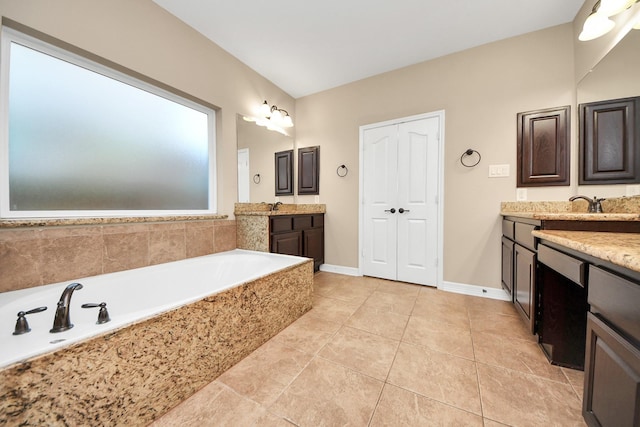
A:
532 230 640 273
0 218 236 293
0 259 314 426
501 195 640 220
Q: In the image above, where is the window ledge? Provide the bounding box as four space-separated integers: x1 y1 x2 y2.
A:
0 214 228 229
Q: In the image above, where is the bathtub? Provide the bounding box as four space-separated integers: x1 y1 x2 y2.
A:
1 249 313 426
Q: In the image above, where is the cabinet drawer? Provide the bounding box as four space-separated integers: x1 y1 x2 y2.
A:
271 216 293 233
502 219 515 240
589 265 640 344
515 222 537 251
293 215 313 230
312 214 324 228
538 244 586 286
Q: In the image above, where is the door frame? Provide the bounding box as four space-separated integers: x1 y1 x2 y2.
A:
358 110 445 287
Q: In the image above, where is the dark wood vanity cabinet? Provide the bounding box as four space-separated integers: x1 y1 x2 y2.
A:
270 214 324 271
502 218 540 334
583 265 640 427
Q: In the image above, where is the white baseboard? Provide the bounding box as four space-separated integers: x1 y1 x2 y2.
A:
318 264 361 276
439 281 511 301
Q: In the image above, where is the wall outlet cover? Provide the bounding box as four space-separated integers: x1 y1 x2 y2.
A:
516 188 527 201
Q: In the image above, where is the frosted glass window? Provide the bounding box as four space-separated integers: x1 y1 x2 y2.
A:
1 27 216 218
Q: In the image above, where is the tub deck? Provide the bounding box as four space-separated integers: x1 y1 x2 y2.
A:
0 251 313 426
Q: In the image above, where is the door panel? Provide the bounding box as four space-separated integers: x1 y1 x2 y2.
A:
362 125 398 281
397 118 439 285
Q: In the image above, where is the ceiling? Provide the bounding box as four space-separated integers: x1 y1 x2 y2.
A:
153 0 585 99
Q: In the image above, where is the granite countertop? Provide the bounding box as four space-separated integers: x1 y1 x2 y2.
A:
502 212 640 221
234 203 326 216
532 230 640 273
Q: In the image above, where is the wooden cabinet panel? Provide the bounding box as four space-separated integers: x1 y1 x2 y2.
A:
579 96 640 185
304 228 324 271
271 231 302 256
517 106 570 187
583 313 640 427
298 146 319 195
501 237 514 301
274 150 294 196
514 243 536 334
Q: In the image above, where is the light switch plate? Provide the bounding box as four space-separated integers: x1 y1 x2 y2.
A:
626 185 640 196
314 195 320 203
489 164 510 178
516 188 527 201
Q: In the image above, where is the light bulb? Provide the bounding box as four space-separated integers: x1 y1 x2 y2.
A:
282 114 293 128
259 100 271 118
579 11 616 41
270 108 283 125
599 0 632 16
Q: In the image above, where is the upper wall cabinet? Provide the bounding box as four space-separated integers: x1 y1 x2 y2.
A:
298 146 319 195
579 96 640 185
275 149 294 196
517 106 570 187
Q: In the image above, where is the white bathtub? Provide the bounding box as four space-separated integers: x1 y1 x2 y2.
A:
0 249 307 369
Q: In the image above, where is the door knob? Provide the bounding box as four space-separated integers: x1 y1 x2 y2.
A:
398 208 410 213
384 208 396 213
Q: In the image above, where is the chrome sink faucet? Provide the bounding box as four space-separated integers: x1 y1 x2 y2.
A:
569 195 605 213
50 282 83 333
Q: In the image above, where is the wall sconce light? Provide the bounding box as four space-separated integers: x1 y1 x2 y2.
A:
579 0 639 41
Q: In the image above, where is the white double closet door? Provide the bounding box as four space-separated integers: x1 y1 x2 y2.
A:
361 114 441 286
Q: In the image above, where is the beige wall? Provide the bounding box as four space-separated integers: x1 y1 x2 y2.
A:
297 25 579 288
0 0 294 217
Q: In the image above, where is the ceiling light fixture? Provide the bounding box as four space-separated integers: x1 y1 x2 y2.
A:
579 0 639 41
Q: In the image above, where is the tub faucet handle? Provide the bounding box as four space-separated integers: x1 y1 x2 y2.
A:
81 302 111 324
13 306 47 335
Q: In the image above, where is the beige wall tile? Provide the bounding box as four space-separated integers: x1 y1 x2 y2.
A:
38 226 103 284
213 220 237 253
185 221 214 258
0 232 42 292
103 229 150 273
149 223 186 265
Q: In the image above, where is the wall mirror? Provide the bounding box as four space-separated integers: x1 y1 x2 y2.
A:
236 114 294 202
577 29 640 184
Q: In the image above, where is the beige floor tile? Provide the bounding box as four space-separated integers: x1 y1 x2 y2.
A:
412 297 470 328
251 411 297 426
482 419 511 427
310 294 361 324
388 342 482 415
468 310 536 342
376 280 422 297
346 304 410 340
363 290 418 315
271 357 384 427
151 381 266 427
472 330 567 382
419 286 476 306
562 367 585 401
319 326 399 380
370 384 484 426
217 340 312 406
477 363 585 427
465 295 519 316
270 311 341 355
322 281 375 304
403 316 475 360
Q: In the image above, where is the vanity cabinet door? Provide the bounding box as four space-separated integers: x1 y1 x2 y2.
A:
271 231 302 256
501 237 514 301
304 227 324 271
514 243 536 334
583 313 640 427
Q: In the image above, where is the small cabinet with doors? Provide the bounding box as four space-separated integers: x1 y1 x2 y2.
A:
583 265 640 427
270 214 324 271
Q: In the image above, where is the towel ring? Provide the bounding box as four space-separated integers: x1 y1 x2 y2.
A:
460 149 481 168
253 174 261 184
337 164 348 177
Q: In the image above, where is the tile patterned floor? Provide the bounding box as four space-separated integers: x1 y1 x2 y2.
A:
151 272 586 426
